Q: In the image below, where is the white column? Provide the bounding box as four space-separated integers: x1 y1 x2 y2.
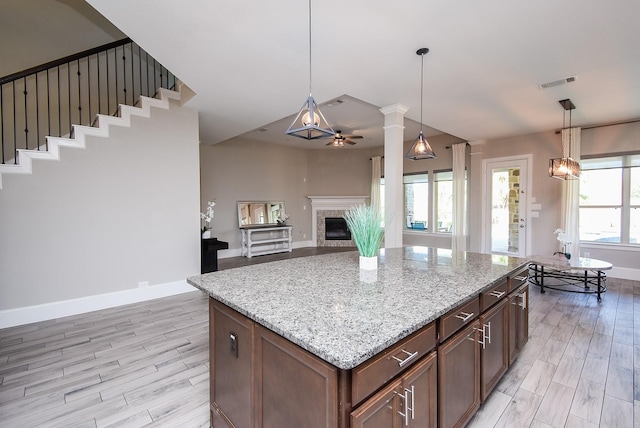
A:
379 104 408 249
467 139 485 252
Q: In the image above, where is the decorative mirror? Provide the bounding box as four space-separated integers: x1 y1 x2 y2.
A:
237 201 286 228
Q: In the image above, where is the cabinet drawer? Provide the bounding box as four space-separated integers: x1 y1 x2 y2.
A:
352 322 436 406
439 297 479 342
509 267 529 292
480 278 509 312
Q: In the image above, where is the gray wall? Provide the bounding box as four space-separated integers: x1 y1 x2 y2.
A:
0 98 201 310
199 140 375 250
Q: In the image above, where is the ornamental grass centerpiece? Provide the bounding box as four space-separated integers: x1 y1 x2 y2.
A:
343 204 384 270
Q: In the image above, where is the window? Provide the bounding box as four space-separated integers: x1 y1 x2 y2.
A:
579 154 640 245
404 174 429 230
380 170 466 233
435 171 453 232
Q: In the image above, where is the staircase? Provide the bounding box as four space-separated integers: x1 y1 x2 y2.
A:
0 87 185 190
0 39 182 190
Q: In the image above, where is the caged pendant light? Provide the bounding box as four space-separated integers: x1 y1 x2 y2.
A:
406 48 436 160
549 98 580 180
285 0 334 140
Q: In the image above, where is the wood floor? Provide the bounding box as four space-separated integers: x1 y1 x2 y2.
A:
0 249 638 427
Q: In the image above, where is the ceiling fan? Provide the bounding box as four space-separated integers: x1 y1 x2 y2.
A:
326 130 363 147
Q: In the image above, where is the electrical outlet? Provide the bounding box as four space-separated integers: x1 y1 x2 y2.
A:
303 205 306 210
303 234 306 239
138 281 149 288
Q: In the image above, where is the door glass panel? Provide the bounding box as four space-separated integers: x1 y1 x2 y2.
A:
491 167 521 254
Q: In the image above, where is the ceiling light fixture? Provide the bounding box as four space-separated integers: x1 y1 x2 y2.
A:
285 0 334 140
406 48 436 160
549 98 580 180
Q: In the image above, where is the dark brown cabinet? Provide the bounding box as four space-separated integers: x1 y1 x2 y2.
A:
255 324 339 428
352 351 437 428
210 299 253 428
207 270 528 428
351 378 403 428
508 283 529 364
480 299 509 401
438 321 481 428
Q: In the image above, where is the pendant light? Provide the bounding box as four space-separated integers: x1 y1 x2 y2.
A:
406 48 436 160
549 98 580 180
285 0 334 140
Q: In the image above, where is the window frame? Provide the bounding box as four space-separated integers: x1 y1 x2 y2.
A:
579 154 640 246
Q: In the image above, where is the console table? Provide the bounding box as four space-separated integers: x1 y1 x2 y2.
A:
201 238 229 274
240 226 292 258
529 255 612 302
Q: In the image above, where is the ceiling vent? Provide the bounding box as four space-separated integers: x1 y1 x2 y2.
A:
539 76 577 89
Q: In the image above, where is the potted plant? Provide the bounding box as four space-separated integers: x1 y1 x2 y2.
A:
343 204 384 270
553 228 572 260
200 200 215 239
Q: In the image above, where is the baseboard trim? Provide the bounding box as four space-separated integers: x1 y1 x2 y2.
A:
0 280 197 329
609 266 640 281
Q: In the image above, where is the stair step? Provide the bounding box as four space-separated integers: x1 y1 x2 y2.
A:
0 87 182 190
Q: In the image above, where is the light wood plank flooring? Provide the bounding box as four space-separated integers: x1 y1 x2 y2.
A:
1 249 638 427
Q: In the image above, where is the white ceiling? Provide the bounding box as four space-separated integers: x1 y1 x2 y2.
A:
81 0 640 149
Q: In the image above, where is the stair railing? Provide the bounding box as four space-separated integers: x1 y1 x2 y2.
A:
0 38 177 164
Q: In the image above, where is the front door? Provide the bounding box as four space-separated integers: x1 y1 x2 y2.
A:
482 156 530 257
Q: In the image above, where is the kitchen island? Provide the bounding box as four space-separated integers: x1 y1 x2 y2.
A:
188 246 530 428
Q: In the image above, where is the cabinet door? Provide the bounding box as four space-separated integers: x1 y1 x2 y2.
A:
351 378 403 428
514 285 529 355
438 320 480 428
480 299 508 401
402 351 438 428
508 284 529 365
210 299 254 428
255 325 338 428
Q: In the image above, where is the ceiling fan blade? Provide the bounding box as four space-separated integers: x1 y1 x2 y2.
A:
344 139 357 145
345 135 363 139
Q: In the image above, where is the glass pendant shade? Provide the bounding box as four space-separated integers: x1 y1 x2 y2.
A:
286 95 334 140
406 131 436 160
549 98 580 180
406 48 436 160
549 157 580 180
285 0 334 140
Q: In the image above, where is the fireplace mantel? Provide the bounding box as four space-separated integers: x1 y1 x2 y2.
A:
308 196 368 247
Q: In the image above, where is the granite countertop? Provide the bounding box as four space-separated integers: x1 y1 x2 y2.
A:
187 246 529 370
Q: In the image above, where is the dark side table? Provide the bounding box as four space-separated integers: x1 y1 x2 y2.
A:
201 238 229 274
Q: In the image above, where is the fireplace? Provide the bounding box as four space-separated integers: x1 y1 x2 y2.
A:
325 217 352 240
308 196 368 247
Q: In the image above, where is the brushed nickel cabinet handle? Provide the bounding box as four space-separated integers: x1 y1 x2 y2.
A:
514 275 528 282
397 384 415 425
391 349 419 367
519 292 527 310
455 311 474 323
476 322 491 349
489 290 506 298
